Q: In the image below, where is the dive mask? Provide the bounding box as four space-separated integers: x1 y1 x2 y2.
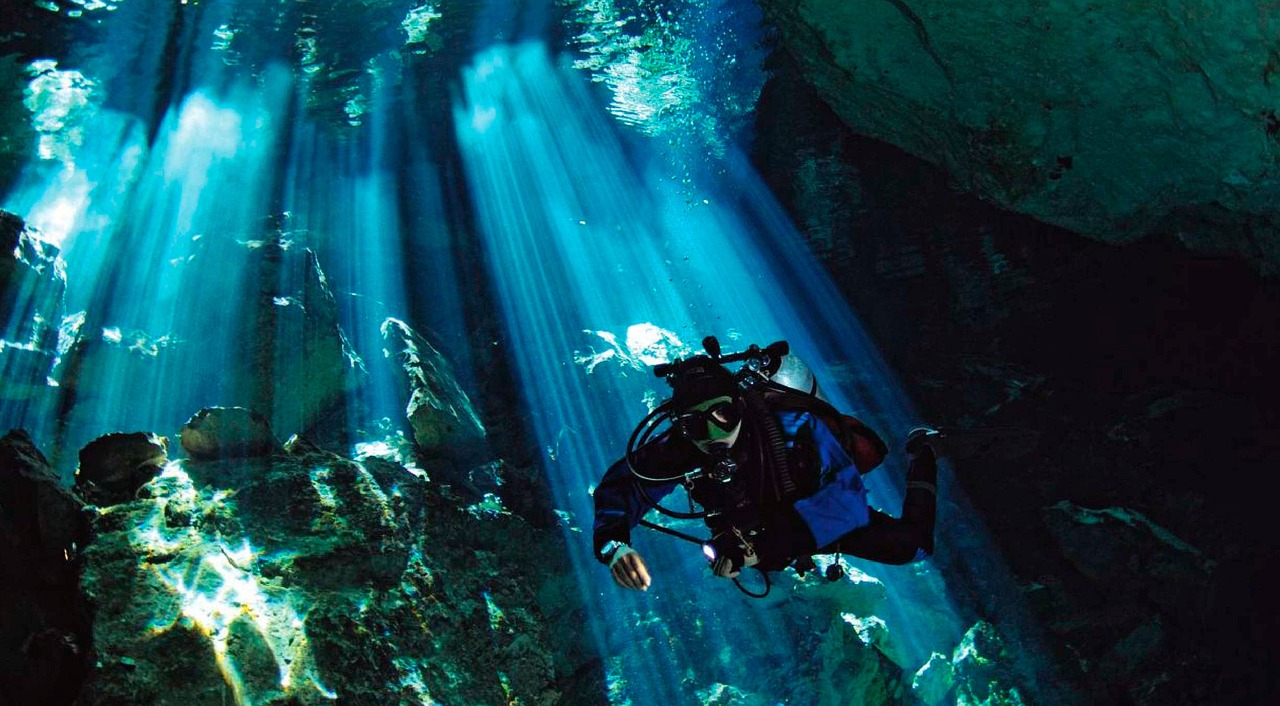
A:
673 395 742 442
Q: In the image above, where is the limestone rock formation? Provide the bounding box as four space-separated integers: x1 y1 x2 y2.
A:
179 406 281 460
757 0 1280 269
55 234 366 456
0 210 66 402
381 317 485 458
0 430 89 705
75 432 168 506
76 425 572 705
192 238 366 442
1043 501 1214 615
911 652 954 705
814 611 909 704
950 621 1027 705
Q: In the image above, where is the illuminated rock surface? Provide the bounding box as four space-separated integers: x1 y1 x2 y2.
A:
381 317 485 459
76 426 572 705
757 0 1280 270
0 210 65 402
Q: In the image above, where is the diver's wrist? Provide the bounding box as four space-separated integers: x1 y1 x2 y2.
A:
600 539 626 564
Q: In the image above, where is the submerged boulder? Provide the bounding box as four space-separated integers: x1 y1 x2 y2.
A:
757 0 1280 269
179 406 280 461
74 432 168 506
911 652 955 706
814 612 909 705
950 621 1028 705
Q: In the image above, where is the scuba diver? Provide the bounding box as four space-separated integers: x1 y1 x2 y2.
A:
592 338 941 594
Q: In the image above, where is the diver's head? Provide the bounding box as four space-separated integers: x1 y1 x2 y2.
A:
669 358 743 453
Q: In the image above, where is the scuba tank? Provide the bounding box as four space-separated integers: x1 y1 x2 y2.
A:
767 353 825 401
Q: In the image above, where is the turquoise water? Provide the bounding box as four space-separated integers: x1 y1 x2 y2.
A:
1 1 1057 703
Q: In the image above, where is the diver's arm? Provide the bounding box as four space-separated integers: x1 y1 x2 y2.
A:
591 437 687 562
592 454 664 591
592 457 647 559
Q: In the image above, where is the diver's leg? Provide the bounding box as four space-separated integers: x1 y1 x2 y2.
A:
900 446 938 552
820 450 938 564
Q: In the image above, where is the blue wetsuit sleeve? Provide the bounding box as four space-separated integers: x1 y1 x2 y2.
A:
790 413 872 549
592 445 679 560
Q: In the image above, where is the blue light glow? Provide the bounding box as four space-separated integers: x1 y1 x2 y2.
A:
0 0 1057 701
452 41 1047 704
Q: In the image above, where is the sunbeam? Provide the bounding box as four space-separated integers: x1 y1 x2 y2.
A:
1 1 1071 703
455 41 1054 704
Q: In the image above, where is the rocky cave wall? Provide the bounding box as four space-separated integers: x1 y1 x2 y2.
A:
751 40 1280 705
756 0 1280 272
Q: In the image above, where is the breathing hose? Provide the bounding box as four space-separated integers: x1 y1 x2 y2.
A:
744 388 795 499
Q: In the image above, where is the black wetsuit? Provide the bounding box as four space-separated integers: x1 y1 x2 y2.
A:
593 394 938 570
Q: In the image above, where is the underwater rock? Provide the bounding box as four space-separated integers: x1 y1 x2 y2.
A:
1043 501 1214 616
0 429 85 575
182 236 361 439
52 235 364 460
757 0 1280 269
698 682 776 706
815 612 908 705
911 652 955 705
78 439 573 704
75 432 168 507
0 430 89 704
220 240 364 442
0 210 66 402
381 317 485 459
950 621 1027 705
179 406 281 460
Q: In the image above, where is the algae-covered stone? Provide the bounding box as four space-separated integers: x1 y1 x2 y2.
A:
381 317 485 458
79 453 424 703
80 616 226 705
951 621 1027 706
77 404 573 704
75 432 168 506
815 612 907 705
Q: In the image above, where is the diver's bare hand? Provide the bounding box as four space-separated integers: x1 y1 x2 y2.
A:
609 548 651 591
